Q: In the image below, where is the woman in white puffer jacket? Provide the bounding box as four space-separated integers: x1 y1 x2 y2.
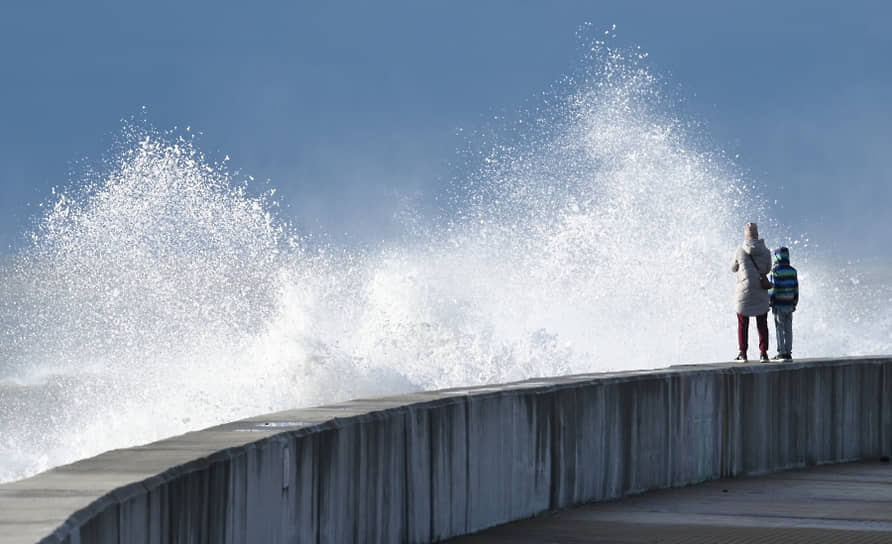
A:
730 222 772 362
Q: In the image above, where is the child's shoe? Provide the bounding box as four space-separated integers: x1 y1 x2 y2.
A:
759 352 769 363
735 352 747 362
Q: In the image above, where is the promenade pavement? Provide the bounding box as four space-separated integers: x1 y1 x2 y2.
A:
448 461 892 543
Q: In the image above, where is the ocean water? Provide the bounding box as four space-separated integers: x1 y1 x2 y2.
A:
1 43 890 484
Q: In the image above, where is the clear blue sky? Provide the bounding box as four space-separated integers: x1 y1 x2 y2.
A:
1 1 890 256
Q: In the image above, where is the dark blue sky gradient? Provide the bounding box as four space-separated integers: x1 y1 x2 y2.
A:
1 1 890 255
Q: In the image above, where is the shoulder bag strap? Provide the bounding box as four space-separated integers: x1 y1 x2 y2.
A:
747 252 763 275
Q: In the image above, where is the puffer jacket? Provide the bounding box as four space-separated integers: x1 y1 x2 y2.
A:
731 238 772 316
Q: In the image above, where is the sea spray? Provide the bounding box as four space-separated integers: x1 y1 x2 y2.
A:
2 40 890 483
0 132 300 481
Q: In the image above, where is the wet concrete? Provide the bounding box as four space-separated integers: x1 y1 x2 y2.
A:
0 357 890 543
448 460 892 543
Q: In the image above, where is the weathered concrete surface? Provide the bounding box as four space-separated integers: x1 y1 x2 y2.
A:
447 460 892 543
0 357 890 543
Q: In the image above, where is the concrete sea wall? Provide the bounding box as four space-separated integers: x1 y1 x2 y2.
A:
1 357 890 543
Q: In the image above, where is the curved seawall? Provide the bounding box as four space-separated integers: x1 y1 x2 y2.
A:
1 357 890 543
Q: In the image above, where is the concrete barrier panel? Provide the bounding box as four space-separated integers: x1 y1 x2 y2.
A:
1 357 890 543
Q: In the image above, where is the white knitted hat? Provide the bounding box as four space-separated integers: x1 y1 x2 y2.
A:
744 222 759 240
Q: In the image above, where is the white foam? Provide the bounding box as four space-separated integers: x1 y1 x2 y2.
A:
1 42 889 483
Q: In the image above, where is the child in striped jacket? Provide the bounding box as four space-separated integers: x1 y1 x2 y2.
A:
769 246 799 361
